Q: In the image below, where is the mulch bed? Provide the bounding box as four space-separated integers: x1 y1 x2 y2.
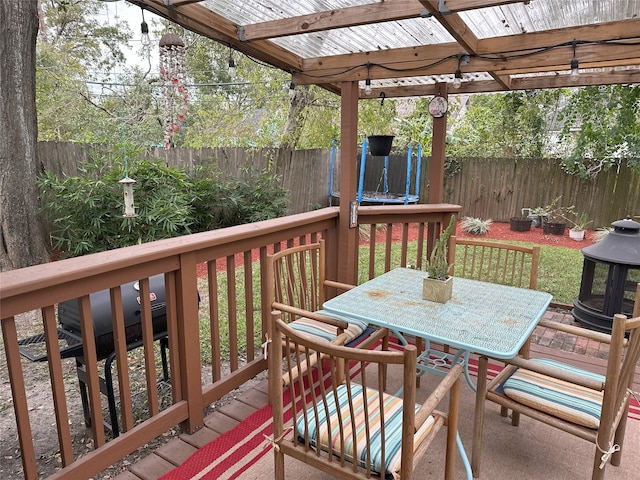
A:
454 221 595 250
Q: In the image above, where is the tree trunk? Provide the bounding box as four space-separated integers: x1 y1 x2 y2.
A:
281 85 314 149
0 0 50 271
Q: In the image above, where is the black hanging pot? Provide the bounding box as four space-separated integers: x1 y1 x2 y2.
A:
368 135 394 156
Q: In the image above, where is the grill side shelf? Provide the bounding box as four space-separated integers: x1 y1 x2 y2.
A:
18 328 84 362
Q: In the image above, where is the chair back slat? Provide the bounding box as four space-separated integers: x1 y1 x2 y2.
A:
453 237 539 290
270 243 323 322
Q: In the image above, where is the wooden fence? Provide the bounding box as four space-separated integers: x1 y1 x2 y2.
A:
38 142 639 228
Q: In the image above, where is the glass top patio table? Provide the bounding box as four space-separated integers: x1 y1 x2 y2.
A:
323 267 553 360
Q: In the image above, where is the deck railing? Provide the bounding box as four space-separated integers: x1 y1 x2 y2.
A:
0 204 459 480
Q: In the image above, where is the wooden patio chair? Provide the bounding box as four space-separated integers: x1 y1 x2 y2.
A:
450 236 540 290
269 311 463 479
266 240 389 389
471 283 640 480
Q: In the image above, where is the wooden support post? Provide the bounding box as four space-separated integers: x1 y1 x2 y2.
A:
428 82 449 257
338 81 360 286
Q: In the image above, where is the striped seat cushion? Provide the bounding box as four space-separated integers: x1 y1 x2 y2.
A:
296 383 435 478
502 358 605 429
289 310 368 343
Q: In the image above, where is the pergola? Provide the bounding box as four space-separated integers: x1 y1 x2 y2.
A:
124 0 640 283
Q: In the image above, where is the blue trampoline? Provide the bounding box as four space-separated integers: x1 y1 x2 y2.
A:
328 137 421 205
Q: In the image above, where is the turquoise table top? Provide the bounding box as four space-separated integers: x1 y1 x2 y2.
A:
323 267 553 359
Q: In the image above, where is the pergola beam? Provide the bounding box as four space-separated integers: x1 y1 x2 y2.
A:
294 42 639 84
238 0 425 41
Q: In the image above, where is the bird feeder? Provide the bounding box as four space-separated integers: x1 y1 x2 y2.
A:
119 177 137 217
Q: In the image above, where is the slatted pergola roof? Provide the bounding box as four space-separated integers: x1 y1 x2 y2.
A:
126 0 640 97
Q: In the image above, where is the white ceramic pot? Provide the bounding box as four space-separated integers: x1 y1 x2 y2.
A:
569 228 585 241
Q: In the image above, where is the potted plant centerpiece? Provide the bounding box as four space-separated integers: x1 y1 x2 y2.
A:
423 215 456 303
568 212 592 241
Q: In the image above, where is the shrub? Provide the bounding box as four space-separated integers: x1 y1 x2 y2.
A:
461 216 492 235
39 159 290 257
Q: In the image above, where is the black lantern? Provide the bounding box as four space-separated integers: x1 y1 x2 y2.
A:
572 217 640 333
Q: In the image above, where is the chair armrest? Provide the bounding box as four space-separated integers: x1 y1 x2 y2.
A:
324 279 356 291
504 356 604 391
271 302 349 330
414 363 463 430
537 318 617 345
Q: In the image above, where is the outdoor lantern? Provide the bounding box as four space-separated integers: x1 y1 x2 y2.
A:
120 176 137 217
159 27 188 149
572 216 640 333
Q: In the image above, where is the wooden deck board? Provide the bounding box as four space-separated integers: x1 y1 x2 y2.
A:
155 437 198 466
113 471 142 480
203 410 241 433
128 454 175 480
235 386 270 408
216 398 258 423
179 425 220 449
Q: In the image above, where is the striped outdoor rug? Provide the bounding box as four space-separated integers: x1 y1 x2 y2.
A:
159 352 640 480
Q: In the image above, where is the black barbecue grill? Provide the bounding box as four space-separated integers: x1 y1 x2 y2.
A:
18 274 170 437
19 274 168 361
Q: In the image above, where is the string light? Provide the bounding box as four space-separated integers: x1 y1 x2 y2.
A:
453 69 463 89
295 38 631 85
570 40 580 81
288 80 295 99
364 62 372 96
452 53 468 89
140 9 150 47
364 78 372 95
228 46 236 79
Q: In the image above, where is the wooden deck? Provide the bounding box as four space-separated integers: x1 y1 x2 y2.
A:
114 310 640 480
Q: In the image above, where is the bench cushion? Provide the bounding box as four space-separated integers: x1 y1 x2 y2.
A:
296 383 435 477
289 310 368 343
503 358 604 429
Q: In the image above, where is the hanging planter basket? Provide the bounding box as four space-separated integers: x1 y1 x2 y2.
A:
368 135 394 156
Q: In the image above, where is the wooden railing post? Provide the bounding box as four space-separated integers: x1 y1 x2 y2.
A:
175 252 204 433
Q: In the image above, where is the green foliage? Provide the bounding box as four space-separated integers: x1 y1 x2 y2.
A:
38 158 290 257
425 215 456 280
447 90 562 158
358 97 398 137
207 167 290 228
395 98 433 150
33 3 640 164
557 85 640 178
36 0 137 142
